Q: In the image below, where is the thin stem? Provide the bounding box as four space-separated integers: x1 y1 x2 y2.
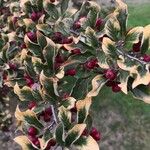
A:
51 105 58 124
116 49 148 65
70 29 150 66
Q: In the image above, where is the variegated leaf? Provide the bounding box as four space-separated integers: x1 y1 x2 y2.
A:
87 75 107 97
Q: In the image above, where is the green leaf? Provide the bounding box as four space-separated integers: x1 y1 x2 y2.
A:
58 106 72 131
55 123 65 146
43 1 59 21
14 136 35 150
105 16 120 41
37 31 47 49
141 25 150 54
36 24 53 36
61 0 69 15
85 27 99 48
131 84 150 104
58 76 78 96
76 97 92 124
97 50 109 69
40 71 58 99
14 84 34 101
74 136 87 146
115 0 128 36
24 35 42 57
119 70 130 94
43 39 56 72
102 37 117 58
42 129 53 142
24 115 43 130
87 75 107 97
65 124 86 147
125 27 143 44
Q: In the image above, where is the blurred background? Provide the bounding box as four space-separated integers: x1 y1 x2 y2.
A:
0 0 150 150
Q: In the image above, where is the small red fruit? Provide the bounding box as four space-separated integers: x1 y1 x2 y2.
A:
112 84 121 93
95 18 103 29
62 37 73 44
104 69 117 80
31 12 42 22
90 127 101 141
45 107 52 116
132 41 141 52
43 114 51 122
13 17 18 24
8 62 17 71
52 32 63 43
71 48 81 54
28 126 37 136
27 31 37 42
85 59 98 70
28 135 38 143
50 0 55 2
65 68 76 76
34 139 40 148
20 43 27 49
73 21 81 30
28 101 37 110
142 54 150 62
82 129 88 136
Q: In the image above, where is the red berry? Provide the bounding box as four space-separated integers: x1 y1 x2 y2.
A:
20 43 27 49
50 0 55 2
85 59 98 70
34 139 40 148
112 84 121 93
13 17 18 24
95 18 103 29
70 105 77 113
62 92 70 99
45 107 52 116
52 32 63 43
55 54 64 63
71 48 81 54
132 41 141 52
27 32 37 42
3 72 7 80
93 132 101 141
142 54 150 62
73 21 81 30
28 135 38 143
62 37 73 44
104 69 117 80
43 114 51 122
82 129 88 136
31 12 42 22
28 126 37 136
90 127 101 141
28 101 37 110
90 127 98 135
65 68 76 76
49 139 56 146
8 62 17 71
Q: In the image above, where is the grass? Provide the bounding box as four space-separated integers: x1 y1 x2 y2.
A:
93 3 150 150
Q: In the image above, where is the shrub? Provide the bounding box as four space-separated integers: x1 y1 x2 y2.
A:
0 0 150 149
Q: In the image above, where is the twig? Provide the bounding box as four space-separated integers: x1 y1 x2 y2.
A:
116 49 148 65
70 29 150 66
51 105 58 124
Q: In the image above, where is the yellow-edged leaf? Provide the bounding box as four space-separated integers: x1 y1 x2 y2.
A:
125 27 143 44
14 136 31 150
77 136 99 150
87 75 107 97
102 37 116 56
